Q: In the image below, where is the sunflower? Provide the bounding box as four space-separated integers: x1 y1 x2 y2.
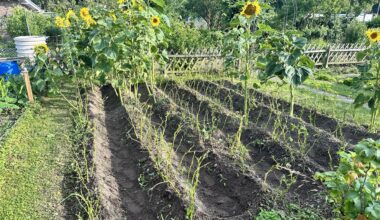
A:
366 29 380 43
241 1 261 18
84 16 96 27
34 44 49 55
110 13 117 22
80 8 91 20
132 0 144 11
151 16 160 27
66 9 77 21
55 16 70 28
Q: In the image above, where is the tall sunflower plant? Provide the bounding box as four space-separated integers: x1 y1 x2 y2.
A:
257 32 314 117
223 0 270 125
54 0 169 98
354 29 380 131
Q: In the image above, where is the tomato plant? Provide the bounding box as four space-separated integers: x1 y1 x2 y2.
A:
315 139 380 220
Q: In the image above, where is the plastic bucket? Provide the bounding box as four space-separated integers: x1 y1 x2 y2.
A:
14 36 47 58
0 61 21 76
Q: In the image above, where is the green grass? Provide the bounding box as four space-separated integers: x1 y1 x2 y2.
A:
257 81 380 130
0 93 73 219
304 79 370 99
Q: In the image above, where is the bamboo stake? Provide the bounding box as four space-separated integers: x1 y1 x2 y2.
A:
22 69 34 103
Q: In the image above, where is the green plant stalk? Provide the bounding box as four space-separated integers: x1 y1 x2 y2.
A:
290 84 295 117
243 23 251 125
370 64 380 131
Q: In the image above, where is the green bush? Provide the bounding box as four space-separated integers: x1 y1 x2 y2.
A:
315 72 335 82
367 16 380 28
6 6 55 37
165 18 222 53
315 139 380 220
344 20 366 43
340 78 354 87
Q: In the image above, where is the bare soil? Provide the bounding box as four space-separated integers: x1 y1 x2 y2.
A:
187 79 346 168
89 86 185 219
86 79 338 219
215 80 380 144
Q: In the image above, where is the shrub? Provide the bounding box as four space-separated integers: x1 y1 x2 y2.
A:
6 6 54 37
367 16 380 28
315 139 380 220
344 20 367 43
340 78 354 87
315 72 335 82
308 38 329 47
165 18 222 53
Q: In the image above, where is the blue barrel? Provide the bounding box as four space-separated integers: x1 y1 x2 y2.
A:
0 61 21 76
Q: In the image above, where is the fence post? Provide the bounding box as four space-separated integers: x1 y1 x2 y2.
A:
324 46 331 68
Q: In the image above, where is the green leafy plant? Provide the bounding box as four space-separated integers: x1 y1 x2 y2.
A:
6 6 55 37
258 32 314 117
55 1 169 97
315 139 380 220
256 209 283 220
223 0 266 125
0 77 20 111
355 31 380 131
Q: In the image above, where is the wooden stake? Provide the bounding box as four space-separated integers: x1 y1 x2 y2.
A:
22 71 34 103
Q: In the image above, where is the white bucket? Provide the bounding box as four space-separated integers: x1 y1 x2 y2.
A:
14 36 47 58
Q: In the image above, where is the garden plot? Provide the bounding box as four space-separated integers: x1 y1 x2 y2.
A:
87 81 337 219
215 80 380 144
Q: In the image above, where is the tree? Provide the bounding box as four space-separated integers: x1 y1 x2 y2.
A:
185 0 227 29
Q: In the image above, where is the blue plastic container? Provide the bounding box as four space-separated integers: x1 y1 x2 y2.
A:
0 61 21 76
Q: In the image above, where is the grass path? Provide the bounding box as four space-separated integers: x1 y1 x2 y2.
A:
0 92 74 219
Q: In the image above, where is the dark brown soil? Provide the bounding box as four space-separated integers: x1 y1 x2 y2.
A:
137 85 270 219
86 81 334 219
187 79 346 168
215 80 380 144
158 81 331 217
89 86 186 219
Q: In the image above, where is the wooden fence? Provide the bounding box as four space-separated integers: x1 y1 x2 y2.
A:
1 43 367 74
164 43 367 74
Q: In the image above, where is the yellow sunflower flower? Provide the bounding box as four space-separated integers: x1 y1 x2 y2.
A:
151 16 160 27
55 16 70 28
84 16 96 27
241 1 261 18
366 29 380 43
110 13 117 22
80 7 91 20
34 44 49 55
66 9 77 21
132 0 144 11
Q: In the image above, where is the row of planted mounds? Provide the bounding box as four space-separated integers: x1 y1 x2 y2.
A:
158 80 332 218
184 79 344 169
87 81 332 219
89 86 185 219
136 84 270 219
215 79 380 144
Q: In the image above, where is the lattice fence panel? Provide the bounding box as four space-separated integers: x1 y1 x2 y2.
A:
163 43 367 74
164 48 223 74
